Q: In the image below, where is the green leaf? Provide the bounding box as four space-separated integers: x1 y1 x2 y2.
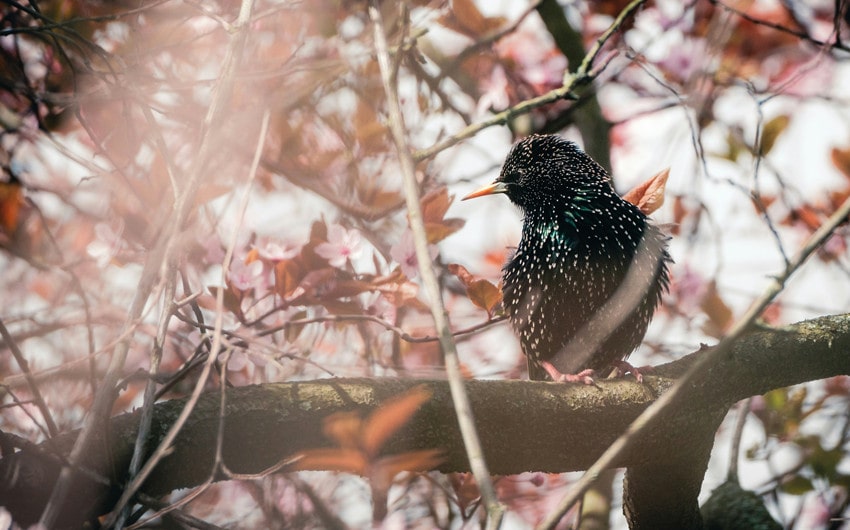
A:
779 475 813 495
760 115 790 155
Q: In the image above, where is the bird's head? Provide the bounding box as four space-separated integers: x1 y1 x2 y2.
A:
462 134 610 211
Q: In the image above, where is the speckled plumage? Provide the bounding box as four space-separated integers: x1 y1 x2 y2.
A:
467 135 671 381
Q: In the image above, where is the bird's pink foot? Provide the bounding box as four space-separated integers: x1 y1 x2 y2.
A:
540 361 596 385
612 360 654 383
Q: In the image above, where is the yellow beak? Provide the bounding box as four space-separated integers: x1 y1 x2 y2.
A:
461 181 509 200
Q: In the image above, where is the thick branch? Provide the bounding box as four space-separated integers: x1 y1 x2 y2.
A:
1 313 849 527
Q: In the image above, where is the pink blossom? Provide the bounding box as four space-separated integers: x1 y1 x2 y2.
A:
496 24 567 93
86 222 125 268
390 229 438 279
315 224 363 267
477 66 510 114
227 258 265 291
253 238 300 261
795 493 831 529
658 37 705 82
672 264 707 313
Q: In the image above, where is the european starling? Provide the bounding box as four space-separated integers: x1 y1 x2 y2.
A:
463 135 670 382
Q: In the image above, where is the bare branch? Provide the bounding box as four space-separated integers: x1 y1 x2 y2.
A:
367 3 504 526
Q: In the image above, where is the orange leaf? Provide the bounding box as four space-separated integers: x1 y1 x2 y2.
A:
447 263 474 285
374 449 444 478
362 386 432 457
291 448 368 475
622 168 669 215
447 264 502 316
466 279 502 316
831 146 850 181
0 176 24 235
424 218 465 243
274 259 304 298
323 411 363 449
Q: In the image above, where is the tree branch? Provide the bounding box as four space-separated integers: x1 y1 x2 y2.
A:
1 313 848 528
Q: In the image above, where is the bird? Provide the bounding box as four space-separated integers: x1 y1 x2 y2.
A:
462 134 670 383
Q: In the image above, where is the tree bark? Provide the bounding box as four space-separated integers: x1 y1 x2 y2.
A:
1 313 848 528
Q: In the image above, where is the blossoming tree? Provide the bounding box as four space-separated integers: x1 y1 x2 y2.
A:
1 1 850 528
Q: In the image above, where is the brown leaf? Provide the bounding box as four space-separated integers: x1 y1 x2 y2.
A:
421 186 453 224
424 218 465 243
362 386 432 457
830 146 850 181
207 286 244 321
622 168 670 215
420 187 464 243
274 259 305 298
447 264 502 316
447 263 474 285
759 115 790 155
437 0 506 37
291 448 368 475
700 281 733 337
466 279 502 316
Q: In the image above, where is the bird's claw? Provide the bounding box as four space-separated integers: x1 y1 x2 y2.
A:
613 360 653 383
541 362 597 386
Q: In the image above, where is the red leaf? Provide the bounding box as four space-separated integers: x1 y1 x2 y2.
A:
447 264 502 316
0 177 24 235
291 448 368 475
362 386 432 457
622 168 670 215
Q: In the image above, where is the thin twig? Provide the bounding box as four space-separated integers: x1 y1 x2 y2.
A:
96 6 264 525
115 275 178 527
447 0 544 71
0 318 59 437
368 2 504 528
537 186 850 530
412 0 647 163
105 106 270 525
256 313 506 343
709 0 850 53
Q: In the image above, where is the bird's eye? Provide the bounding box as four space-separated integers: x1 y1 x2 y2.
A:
500 171 522 185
